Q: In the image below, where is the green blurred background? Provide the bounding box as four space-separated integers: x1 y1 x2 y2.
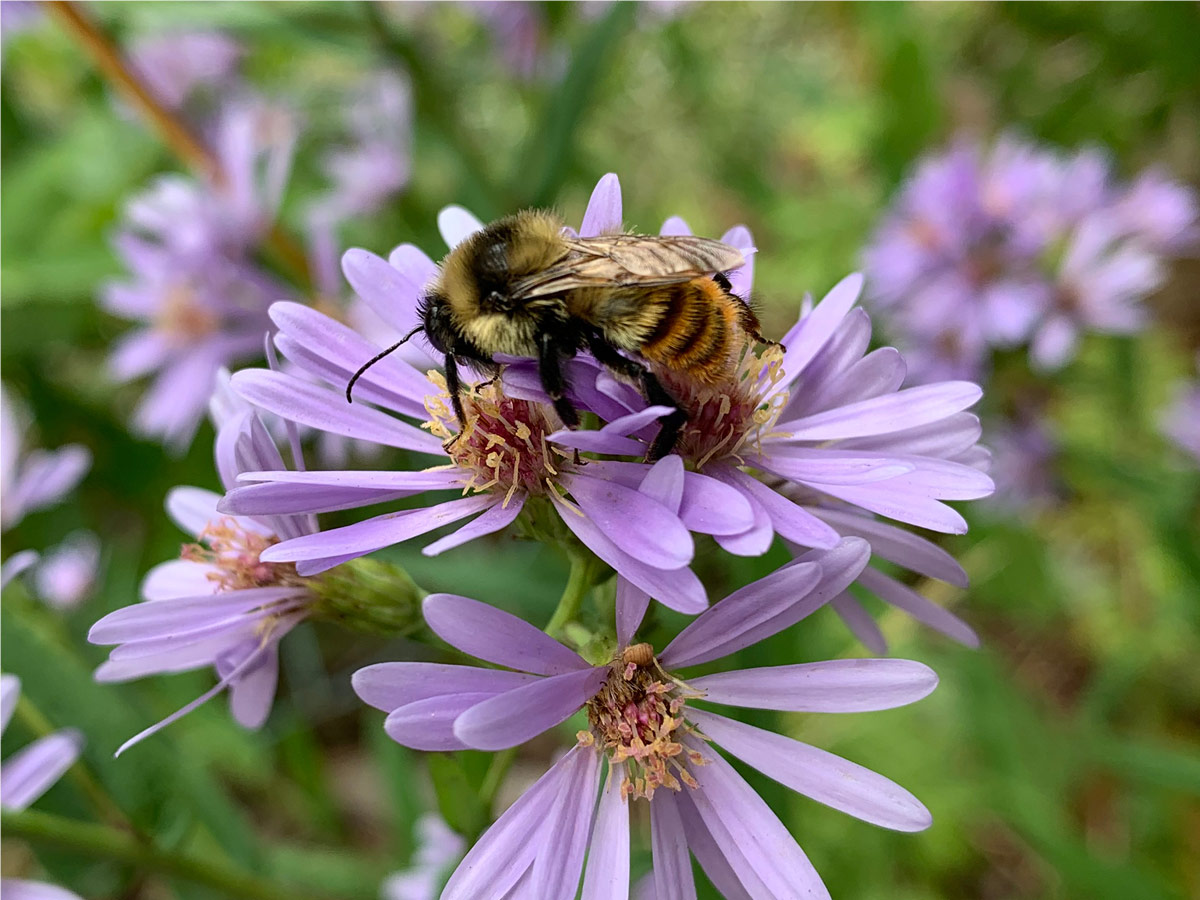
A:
2 3 1199 898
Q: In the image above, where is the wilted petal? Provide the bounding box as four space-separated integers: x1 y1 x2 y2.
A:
423 593 589 676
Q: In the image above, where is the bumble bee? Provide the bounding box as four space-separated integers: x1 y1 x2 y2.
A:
346 209 769 459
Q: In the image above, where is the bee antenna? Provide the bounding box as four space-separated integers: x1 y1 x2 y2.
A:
346 325 424 403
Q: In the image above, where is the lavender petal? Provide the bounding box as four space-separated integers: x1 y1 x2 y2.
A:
579 173 623 237
673 790 755 900
530 745 602 899
385 693 494 752
650 791 697 900
437 205 485 248
353 663 541 712
423 495 525 556
1 729 84 811
580 762 631 900
715 468 840 548
810 506 969 587
454 666 607 750
856 567 980 647
830 592 889 654
562 472 693 570
779 382 982 442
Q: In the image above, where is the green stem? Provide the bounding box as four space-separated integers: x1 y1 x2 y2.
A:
2 808 338 900
544 552 599 638
479 747 517 811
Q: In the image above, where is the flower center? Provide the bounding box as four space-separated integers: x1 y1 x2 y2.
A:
182 518 301 591
581 643 707 801
423 374 566 504
659 343 789 469
158 283 220 342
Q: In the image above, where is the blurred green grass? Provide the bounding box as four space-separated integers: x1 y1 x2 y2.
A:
2 3 1199 898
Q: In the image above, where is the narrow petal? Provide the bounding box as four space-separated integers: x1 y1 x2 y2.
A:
454 666 608 750
715 469 840 548
227 643 279 729
0 879 85 900
562 473 693 570
837 411 982 460
779 382 982 442
661 538 870 670
423 495 525 555
232 369 443 455
690 659 937 712
689 709 932 832
438 205 485 248
674 790 755 900
423 593 589 676
779 273 863 378
809 507 968 587
808 481 968 534
580 173 623 237
0 730 83 811
385 693 492 751
830 593 888 654
616 577 651 649
650 791 697 900
581 762 631 900
260 495 499 568
753 449 913 486
550 493 707 614
1 675 20 733
856 568 980 647
442 747 587 900
165 486 220 537
1 550 39 589
721 224 755 301
353 663 541 712
530 747 602 899
88 587 299 644
659 560 824 670
685 740 830 899
141 559 219 600
221 481 423 516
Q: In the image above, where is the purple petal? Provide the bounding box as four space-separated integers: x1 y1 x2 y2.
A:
561 473 693 570
720 225 755 301
616 577 651 648
1 550 39 590
423 495 524 556
809 507 968 586
798 346 907 416
164 486 220 537
690 658 937 712
714 468 840 548
141 559 219 600
659 560 824 670
228 643 279 729
779 273 863 378
422 593 589 675
675 470 756 537
856 568 980 647
780 382 982 441
1 675 20 733
659 216 692 236
579 173 623 236
1 729 84 810
353 663 542 712
221 481 421 516
673 790 755 900
661 538 870 669
549 493 707 614
342 247 425 334
261 494 499 570
808 481 968 534
581 762 631 900
753 448 913 486
685 739 830 899
441 746 591 900
689 709 932 831
0 879 85 900
438 205 485 248
385 693 493 752
529 746 602 898
454 666 608 750
838 411 982 459
88 587 299 644
712 490 774 557
830 593 888 654
232 369 443 455
650 791 696 900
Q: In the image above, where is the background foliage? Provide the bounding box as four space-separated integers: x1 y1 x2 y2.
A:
2 3 1199 898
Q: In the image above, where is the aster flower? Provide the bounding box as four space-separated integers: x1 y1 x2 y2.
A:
382 814 465 900
103 100 298 450
1 675 86 900
864 136 1198 380
356 538 939 899
88 376 326 753
32 531 101 610
126 30 242 112
220 176 756 613
1161 353 1200 465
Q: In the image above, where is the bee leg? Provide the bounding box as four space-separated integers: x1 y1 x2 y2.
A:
584 332 687 460
538 331 580 429
442 354 468 451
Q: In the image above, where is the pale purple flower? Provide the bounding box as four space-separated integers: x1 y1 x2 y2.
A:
356 538 939 899
1 384 91 530
865 136 1198 379
220 176 755 613
33 531 101 610
318 72 412 222
382 814 465 900
466 2 546 80
1161 353 1200 465
89 376 322 754
127 30 242 111
0 676 85 900
103 101 297 450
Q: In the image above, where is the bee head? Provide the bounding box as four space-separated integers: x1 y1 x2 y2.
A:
419 290 457 355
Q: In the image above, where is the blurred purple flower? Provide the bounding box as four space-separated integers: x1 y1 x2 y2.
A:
864 136 1198 379
382 814 465 900
983 418 1060 513
103 100 298 450
32 531 101 610
317 72 412 222
466 2 546 79
0 1 42 42
1 385 91 532
127 30 242 111
89 375 323 754
1161 353 1200 465
356 538 939 899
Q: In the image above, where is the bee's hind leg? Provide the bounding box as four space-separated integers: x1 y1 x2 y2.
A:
584 332 687 461
538 331 580 429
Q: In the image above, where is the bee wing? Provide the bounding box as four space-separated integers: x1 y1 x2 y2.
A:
512 234 745 299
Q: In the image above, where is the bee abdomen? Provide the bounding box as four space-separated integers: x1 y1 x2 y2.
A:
639 279 740 384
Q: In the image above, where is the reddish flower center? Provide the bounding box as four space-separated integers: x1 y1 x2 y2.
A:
182 518 300 591
582 643 707 801
158 283 220 342
424 374 566 502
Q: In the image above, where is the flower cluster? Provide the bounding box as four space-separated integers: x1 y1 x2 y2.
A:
863 136 1198 382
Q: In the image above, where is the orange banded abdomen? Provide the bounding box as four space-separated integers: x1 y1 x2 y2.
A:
637 278 745 385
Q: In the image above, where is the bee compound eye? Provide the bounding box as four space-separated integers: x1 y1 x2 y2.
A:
486 290 507 309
